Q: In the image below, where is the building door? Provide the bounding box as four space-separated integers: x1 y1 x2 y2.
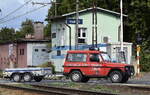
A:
32 46 49 66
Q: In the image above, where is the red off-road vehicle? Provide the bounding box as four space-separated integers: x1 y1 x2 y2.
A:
63 50 134 83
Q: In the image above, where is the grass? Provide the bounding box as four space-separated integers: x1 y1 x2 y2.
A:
0 70 3 78
46 82 117 93
8 82 119 94
10 83 33 89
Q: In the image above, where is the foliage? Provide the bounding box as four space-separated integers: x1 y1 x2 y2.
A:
0 70 3 78
140 42 150 72
44 23 51 38
37 62 56 74
0 19 34 43
0 27 15 43
20 19 34 37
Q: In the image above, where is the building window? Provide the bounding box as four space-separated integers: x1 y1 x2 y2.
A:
20 49 24 55
35 49 38 52
52 33 56 38
78 28 87 44
118 25 121 41
42 49 46 52
57 50 61 56
103 36 109 43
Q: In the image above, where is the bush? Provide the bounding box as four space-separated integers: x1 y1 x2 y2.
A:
140 52 150 72
38 62 56 74
0 70 3 78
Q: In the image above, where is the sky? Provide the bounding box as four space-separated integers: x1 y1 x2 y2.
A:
0 0 51 30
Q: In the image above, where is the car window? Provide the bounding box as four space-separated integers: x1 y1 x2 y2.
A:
89 53 101 62
67 53 87 62
101 53 111 62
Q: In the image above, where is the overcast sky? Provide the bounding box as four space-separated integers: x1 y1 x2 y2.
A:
0 0 51 29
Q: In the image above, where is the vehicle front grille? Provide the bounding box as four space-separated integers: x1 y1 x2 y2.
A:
125 66 135 76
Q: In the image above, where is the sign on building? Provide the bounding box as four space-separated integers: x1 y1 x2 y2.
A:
66 19 83 24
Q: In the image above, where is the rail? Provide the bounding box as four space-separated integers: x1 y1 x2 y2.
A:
0 83 117 95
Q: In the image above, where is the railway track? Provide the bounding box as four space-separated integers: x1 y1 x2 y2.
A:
0 83 117 95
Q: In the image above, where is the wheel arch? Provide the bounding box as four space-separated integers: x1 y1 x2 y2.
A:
69 69 83 75
11 72 21 78
107 68 123 77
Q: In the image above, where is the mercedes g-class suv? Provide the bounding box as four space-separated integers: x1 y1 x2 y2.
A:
63 50 134 83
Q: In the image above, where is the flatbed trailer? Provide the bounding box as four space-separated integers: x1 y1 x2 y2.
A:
3 67 52 82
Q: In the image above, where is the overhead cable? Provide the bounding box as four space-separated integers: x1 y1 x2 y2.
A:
0 5 47 24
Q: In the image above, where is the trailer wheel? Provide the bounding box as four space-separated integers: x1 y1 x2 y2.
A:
12 73 22 82
109 71 123 83
23 73 33 82
70 71 83 82
34 77 43 82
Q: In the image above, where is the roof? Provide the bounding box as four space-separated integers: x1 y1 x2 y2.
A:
16 39 50 43
67 50 103 54
49 7 127 20
0 39 50 45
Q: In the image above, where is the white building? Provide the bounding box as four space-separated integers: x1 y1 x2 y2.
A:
49 7 132 72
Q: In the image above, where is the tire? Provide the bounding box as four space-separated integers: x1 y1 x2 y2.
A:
121 76 129 83
23 73 33 82
34 77 43 82
109 71 123 83
12 73 22 82
81 77 90 83
70 71 83 82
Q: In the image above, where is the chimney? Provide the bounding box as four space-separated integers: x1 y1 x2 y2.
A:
33 21 44 40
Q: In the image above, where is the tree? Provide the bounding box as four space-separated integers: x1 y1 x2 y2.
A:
20 19 34 37
0 27 15 43
44 23 51 39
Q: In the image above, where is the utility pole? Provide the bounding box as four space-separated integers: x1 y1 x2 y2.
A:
32 0 59 17
75 0 79 50
120 0 126 63
92 0 98 48
51 0 60 17
120 0 123 52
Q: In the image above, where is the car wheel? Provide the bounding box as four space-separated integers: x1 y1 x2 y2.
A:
81 77 90 83
34 77 43 82
12 73 22 82
70 71 83 82
109 71 123 83
23 73 32 82
121 76 129 83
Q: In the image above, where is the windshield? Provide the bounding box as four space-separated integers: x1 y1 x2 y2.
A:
101 53 111 62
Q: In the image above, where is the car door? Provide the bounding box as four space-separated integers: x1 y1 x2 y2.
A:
86 53 102 76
